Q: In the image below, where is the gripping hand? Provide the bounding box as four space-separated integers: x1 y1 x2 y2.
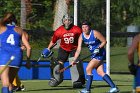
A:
93 48 100 54
41 48 53 58
128 64 137 75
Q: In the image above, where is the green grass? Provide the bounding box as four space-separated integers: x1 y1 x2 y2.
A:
0 74 133 93
110 47 129 72
0 47 136 93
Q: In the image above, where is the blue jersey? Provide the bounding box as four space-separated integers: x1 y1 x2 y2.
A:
82 30 106 60
0 25 22 68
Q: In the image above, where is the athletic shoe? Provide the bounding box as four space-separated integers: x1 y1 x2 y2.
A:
20 85 26 91
79 88 91 93
108 87 119 93
12 85 25 92
73 81 84 88
132 89 135 93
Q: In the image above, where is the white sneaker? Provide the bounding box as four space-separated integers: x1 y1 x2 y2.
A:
79 88 90 93
132 89 135 93
108 87 119 93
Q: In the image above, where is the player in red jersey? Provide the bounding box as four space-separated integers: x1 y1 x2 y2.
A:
41 14 85 88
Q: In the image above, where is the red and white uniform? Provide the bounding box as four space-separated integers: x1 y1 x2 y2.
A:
52 25 82 51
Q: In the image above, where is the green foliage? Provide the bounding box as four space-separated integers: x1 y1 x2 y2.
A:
26 0 54 31
0 0 20 20
1 0 140 48
79 0 106 31
111 0 140 31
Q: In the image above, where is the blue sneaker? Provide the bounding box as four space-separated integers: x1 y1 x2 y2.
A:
108 87 119 93
79 88 90 93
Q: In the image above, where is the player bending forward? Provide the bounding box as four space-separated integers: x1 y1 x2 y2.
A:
41 14 85 88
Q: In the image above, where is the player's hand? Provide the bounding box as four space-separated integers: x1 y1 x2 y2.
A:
128 63 137 75
71 61 76 66
41 48 53 58
25 59 31 69
21 44 26 50
93 47 100 54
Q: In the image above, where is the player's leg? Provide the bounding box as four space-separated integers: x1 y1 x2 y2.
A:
48 47 68 87
13 74 22 87
9 67 19 93
69 50 85 88
132 76 136 93
0 66 10 93
79 59 100 93
0 53 14 93
12 74 25 92
136 66 140 92
96 62 119 93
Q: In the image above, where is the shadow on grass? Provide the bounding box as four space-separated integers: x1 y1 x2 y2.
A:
23 84 132 92
111 52 127 57
24 85 79 92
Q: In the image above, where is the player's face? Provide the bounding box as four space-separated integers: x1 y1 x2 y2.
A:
63 19 72 29
82 25 90 34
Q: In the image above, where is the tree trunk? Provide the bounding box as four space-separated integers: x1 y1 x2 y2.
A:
20 0 26 29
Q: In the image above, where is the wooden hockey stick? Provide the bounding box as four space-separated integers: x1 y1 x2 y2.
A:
57 53 94 74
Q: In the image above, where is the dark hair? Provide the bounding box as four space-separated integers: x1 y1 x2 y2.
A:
81 20 91 26
0 12 17 26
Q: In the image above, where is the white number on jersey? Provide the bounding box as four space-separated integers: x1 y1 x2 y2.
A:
64 37 74 44
7 34 15 45
88 45 92 51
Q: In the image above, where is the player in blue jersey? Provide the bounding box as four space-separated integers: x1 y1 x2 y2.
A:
0 12 31 93
71 20 119 93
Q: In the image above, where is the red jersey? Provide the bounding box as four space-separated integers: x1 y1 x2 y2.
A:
52 25 82 51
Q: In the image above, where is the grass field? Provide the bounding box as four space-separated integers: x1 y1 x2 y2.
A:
0 47 136 93
0 74 134 93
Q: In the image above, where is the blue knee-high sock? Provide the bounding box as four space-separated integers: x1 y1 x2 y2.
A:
136 67 140 87
2 87 9 93
103 74 116 88
9 90 13 93
86 75 93 91
133 76 136 89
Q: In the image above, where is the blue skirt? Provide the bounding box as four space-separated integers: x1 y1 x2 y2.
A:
0 47 22 68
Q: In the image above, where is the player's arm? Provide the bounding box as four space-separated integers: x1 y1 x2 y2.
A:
128 35 139 75
94 30 107 48
21 31 29 50
47 39 55 50
15 27 31 59
128 35 139 64
15 27 31 69
22 32 31 59
72 34 83 63
41 31 59 58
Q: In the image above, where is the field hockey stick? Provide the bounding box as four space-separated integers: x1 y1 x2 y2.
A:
37 43 57 62
57 53 94 74
0 56 15 74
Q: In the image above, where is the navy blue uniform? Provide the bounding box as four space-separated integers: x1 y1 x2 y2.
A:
82 30 106 60
0 25 22 68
